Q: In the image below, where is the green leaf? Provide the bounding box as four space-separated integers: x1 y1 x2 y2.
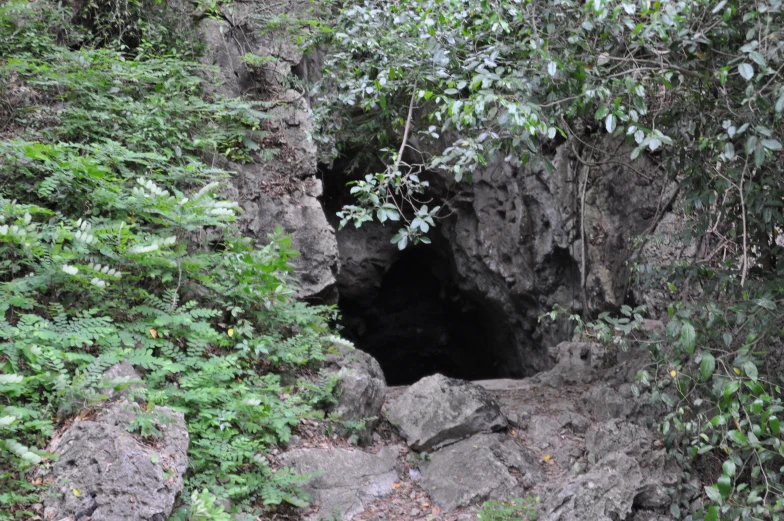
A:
776 93 784 113
738 63 754 81
722 460 736 477
283 495 309 508
680 322 696 354
761 139 782 151
743 361 758 382
595 104 609 119
727 429 747 445
756 297 776 310
0 374 24 384
605 114 616 133
770 416 780 435
717 475 732 497
704 486 723 505
705 506 719 521
700 353 716 381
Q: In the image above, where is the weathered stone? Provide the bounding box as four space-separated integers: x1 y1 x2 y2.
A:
542 452 643 521
198 0 340 302
535 341 610 387
279 446 399 520
324 340 387 444
98 361 144 402
585 420 679 510
419 433 542 511
331 136 672 376
43 401 188 521
526 415 585 470
585 419 653 460
386 374 507 451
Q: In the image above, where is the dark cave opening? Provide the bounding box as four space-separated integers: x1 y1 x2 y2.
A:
337 247 522 386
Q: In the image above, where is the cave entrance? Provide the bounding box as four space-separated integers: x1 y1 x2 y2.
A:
337 247 521 386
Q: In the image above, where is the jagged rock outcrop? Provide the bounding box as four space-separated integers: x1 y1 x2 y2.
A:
541 451 646 521
279 446 399 520
43 401 189 521
386 374 507 451
329 136 675 376
200 0 340 301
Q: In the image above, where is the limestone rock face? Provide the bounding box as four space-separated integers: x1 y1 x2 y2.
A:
542 452 644 521
199 1 340 301
279 446 399 520
324 342 387 444
386 374 507 451
43 401 189 521
420 433 542 511
330 136 674 374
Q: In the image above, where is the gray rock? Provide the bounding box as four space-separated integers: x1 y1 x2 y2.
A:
386 374 507 451
197 0 340 302
585 419 653 460
546 419 679 521
331 135 671 375
582 383 637 420
419 433 542 511
536 342 610 386
526 415 585 470
279 446 399 520
542 451 643 521
43 401 188 521
98 361 144 402
325 340 387 444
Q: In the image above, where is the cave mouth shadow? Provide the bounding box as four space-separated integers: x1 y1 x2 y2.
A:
337 247 522 386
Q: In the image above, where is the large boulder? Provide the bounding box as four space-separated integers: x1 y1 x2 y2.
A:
43 401 189 521
386 374 507 451
279 446 399 520
542 451 644 521
324 339 387 444
419 433 542 511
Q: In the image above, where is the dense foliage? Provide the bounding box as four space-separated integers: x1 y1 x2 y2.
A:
0 1 337 518
316 0 784 519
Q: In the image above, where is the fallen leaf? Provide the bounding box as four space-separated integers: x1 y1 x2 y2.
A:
228 328 234 337
392 483 401 490
734 367 741 375
669 369 677 378
149 328 157 339
72 488 81 497
543 455 551 462
129 496 135 503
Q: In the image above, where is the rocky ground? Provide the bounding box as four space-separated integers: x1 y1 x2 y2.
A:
266 333 693 521
39 329 703 521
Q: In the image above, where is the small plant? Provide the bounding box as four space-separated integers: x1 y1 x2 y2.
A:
187 488 232 521
322 506 344 521
478 496 539 521
126 408 174 439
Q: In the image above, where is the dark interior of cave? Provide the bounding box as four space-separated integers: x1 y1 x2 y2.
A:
337 247 522 386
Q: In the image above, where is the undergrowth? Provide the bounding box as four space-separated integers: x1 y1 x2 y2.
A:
0 0 337 518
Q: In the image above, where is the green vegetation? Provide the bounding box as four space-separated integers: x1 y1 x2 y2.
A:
478 496 539 521
0 0 336 518
317 0 784 518
2 0 784 519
